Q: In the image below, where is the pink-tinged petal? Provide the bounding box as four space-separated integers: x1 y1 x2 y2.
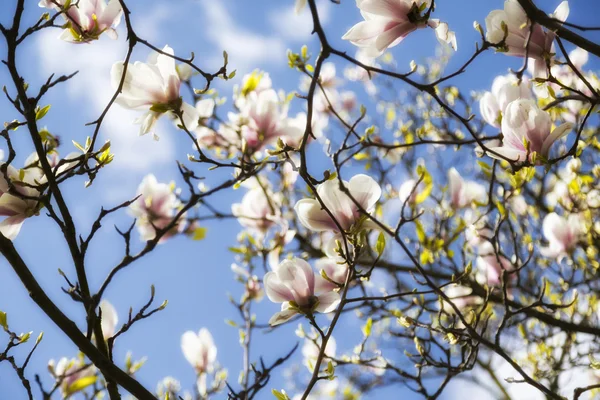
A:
293 258 316 296
316 179 355 230
358 0 411 20
542 212 569 250
342 20 385 44
315 291 341 313
0 215 25 240
294 198 335 231
101 0 123 28
541 122 573 157
269 308 298 326
198 328 217 370
0 193 28 216
314 273 337 294
177 101 200 131
264 271 294 303
479 91 501 128
374 22 414 52
348 174 381 212
486 146 527 163
447 168 463 208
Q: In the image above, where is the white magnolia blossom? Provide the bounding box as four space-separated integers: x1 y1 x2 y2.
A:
99 300 118 339
0 163 42 239
112 45 198 136
447 168 487 209
232 184 282 235
193 98 234 151
49 357 96 397
441 285 481 314
236 89 304 153
476 243 514 287
479 74 533 128
39 0 122 43
232 263 264 301
302 335 337 371
233 69 273 110
508 194 528 216
540 212 585 260
264 258 341 325
128 174 184 242
314 257 349 292
156 376 182 399
464 211 492 249
181 328 217 375
398 179 426 206
486 99 573 163
485 0 569 77
342 0 457 57
295 174 381 232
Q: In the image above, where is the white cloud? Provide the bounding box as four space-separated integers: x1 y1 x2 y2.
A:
268 0 331 42
197 0 286 74
34 29 175 173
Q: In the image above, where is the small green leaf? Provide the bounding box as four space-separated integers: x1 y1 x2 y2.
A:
66 375 97 395
272 389 289 400
35 105 51 121
19 331 32 343
0 311 7 330
376 231 386 256
362 317 373 338
192 227 207 240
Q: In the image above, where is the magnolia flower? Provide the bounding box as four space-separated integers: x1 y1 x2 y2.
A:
233 69 273 109
39 0 122 43
264 258 341 325
231 264 264 302
238 89 304 153
486 99 573 163
447 168 487 209
485 0 569 77
440 285 481 314
181 328 217 374
476 243 514 287
112 45 198 136
398 179 427 206
49 357 96 397
0 163 42 239
128 174 184 242
342 0 457 57
98 300 118 339
295 174 381 232
302 336 337 371
508 194 528 216
479 74 533 128
464 211 492 248
231 185 281 235
314 257 349 292
300 62 340 98
540 212 585 260
156 377 182 399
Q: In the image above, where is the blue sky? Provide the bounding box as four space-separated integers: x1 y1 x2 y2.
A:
1 0 600 399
